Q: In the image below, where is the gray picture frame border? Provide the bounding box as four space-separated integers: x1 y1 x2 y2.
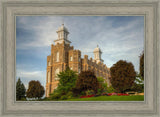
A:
0 0 159 117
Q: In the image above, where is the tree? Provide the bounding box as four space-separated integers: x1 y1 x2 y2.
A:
131 73 144 92
110 60 136 93
26 80 45 99
49 67 78 100
56 67 78 94
140 52 144 80
16 78 26 100
75 70 99 94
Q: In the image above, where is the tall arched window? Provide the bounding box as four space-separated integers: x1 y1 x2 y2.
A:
55 68 60 80
47 71 50 83
56 52 59 62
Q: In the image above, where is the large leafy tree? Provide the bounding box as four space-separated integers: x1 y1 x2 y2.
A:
26 80 45 99
56 67 78 94
49 67 78 100
16 78 26 100
75 70 99 94
140 52 144 80
110 60 136 93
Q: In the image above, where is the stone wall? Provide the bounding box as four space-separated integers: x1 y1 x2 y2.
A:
82 55 111 86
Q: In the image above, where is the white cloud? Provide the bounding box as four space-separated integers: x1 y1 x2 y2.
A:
17 69 46 81
16 64 46 89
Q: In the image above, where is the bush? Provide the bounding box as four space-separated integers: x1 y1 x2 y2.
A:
86 90 94 95
97 89 102 95
107 86 115 93
60 95 68 100
50 92 62 100
20 97 27 101
66 91 74 99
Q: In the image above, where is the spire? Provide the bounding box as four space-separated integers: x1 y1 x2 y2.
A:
62 18 64 26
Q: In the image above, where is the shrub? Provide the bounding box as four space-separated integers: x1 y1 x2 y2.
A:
66 91 74 99
107 86 115 93
60 95 68 100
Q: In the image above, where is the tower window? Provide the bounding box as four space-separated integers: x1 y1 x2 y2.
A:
70 56 73 61
55 68 60 80
56 52 59 62
47 72 50 83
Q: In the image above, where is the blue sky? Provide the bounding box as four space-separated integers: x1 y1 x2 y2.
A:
16 16 144 89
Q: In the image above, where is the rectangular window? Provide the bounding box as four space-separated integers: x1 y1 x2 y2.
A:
56 52 59 62
55 68 60 81
47 72 50 83
70 56 73 61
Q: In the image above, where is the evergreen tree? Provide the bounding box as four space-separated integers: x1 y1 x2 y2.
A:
110 60 136 93
131 73 144 92
26 80 45 99
16 78 26 100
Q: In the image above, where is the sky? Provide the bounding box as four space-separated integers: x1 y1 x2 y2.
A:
16 16 144 90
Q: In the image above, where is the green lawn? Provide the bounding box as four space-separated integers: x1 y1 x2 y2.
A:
65 95 144 101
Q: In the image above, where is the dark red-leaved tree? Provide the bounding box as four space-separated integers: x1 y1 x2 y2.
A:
110 60 136 93
26 80 45 99
74 70 99 94
140 52 144 80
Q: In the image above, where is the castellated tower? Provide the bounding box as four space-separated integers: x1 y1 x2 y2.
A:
45 24 111 97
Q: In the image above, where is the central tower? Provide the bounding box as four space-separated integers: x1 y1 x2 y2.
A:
54 24 71 45
46 24 75 97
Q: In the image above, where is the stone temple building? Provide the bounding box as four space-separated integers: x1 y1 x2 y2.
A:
45 24 111 97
